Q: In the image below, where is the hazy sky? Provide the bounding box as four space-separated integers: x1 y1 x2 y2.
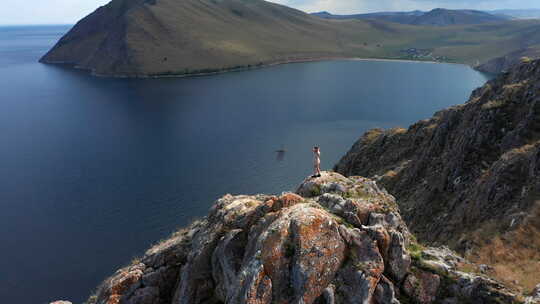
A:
1 0 540 25
273 0 540 14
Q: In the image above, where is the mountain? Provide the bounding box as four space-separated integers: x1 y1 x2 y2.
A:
335 59 540 291
311 10 425 24
412 8 510 26
75 172 530 304
311 8 510 26
40 0 540 77
39 0 335 76
489 9 540 20
39 0 397 77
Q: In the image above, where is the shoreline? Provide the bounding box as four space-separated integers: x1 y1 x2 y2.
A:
41 56 474 79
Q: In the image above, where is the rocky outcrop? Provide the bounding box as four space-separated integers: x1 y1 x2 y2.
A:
84 172 523 304
335 59 540 291
476 49 540 74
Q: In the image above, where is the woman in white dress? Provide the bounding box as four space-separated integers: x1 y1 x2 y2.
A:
312 146 321 178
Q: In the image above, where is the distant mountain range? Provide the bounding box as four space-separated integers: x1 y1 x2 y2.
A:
312 8 540 72
489 9 540 19
311 10 425 24
312 8 512 26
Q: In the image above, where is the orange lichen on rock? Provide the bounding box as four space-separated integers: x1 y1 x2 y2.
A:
85 172 523 304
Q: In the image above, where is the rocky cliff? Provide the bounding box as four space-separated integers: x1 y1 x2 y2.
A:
335 59 540 291
476 49 540 74
81 172 529 304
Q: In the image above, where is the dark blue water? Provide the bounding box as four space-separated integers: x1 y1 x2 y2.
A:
0 25 490 304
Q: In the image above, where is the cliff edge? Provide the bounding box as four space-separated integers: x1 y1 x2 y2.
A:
82 172 529 304
335 59 540 291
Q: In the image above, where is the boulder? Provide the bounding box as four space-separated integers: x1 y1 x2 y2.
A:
386 230 411 282
336 226 385 304
296 171 351 197
374 275 400 304
402 270 440 304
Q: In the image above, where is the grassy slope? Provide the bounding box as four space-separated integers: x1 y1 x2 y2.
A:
312 9 510 26
410 9 509 26
122 13 540 74
472 201 540 293
41 0 540 76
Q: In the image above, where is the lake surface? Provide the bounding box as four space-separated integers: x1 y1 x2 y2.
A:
0 25 490 304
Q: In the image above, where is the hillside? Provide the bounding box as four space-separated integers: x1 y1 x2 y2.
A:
489 9 540 20
75 172 533 304
412 8 509 26
40 0 409 77
311 10 425 24
40 0 540 77
335 59 540 292
311 9 509 26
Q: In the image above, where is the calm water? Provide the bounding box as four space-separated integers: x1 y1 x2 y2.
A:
0 25 490 304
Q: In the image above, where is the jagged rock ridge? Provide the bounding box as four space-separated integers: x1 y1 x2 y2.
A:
84 172 524 304
335 59 540 291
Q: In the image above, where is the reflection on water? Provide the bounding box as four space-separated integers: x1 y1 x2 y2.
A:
276 145 287 161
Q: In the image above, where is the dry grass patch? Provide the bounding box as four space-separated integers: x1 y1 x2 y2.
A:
503 143 538 160
502 81 526 90
470 201 540 293
384 170 398 178
482 99 506 110
388 127 407 135
362 129 384 144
